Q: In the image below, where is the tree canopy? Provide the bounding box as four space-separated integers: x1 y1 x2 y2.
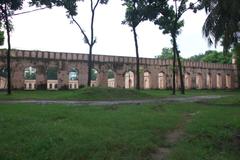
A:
189 50 233 64
200 0 240 51
155 47 173 60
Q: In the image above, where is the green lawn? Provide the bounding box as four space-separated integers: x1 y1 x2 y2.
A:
0 87 239 100
0 91 240 160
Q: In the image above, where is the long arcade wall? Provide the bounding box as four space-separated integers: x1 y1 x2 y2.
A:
0 49 238 90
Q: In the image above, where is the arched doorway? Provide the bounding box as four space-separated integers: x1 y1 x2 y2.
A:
69 68 79 89
216 73 222 89
184 72 191 89
91 68 99 87
125 71 134 89
206 73 212 89
0 67 7 89
225 74 231 89
108 69 115 88
196 73 203 89
47 67 58 90
24 66 36 90
144 71 150 89
158 72 166 89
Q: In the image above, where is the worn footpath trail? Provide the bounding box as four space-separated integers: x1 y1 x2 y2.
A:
151 113 194 160
0 95 224 106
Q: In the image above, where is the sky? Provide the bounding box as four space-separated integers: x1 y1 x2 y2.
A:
1 0 221 59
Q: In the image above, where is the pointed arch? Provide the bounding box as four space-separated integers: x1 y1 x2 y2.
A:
0 67 7 89
91 68 99 87
158 72 166 89
24 66 37 90
144 71 150 89
125 71 134 89
225 74 231 89
206 73 212 89
107 69 116 88
184 72 191 89
47 67 58 90
216 73 222 89
69 68 79 89
196 73 203 89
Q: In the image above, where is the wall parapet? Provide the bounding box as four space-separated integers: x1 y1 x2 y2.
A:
0 49 234 70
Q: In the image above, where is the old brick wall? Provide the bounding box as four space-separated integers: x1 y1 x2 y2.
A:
0 49 237 89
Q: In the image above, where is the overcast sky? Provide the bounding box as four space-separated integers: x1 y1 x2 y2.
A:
1 0 221 58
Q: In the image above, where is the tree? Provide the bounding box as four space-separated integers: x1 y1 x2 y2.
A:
155 47 173 59
0 25 4 45
122 0 148 90
155 47 184 60
0 0 24 95
69 0 108 87
189 50 232 64
200 0 240 51
146 0 200 95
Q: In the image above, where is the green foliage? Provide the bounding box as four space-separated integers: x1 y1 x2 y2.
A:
24 67 36 80
0 30 4 45
0 0 24 27
189 50 233 64
107 70 114 79
200 0 240 51
0 0 23 10
232 43 240 65
30 0 79 16
155 47 173 59
122 0 149 28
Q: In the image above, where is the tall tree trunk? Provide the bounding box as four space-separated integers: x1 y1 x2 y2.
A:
4 4 11 95
87 45 93 86
173 36 185 94
176 51 185 94
132 26 140 90
172 35 176 95
87 0 97 87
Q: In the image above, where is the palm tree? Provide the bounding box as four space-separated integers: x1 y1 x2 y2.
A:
201 0 240 51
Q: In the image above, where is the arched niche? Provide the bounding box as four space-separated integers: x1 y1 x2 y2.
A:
24 66 37 90
125 71 134 89
184 72 191 89
225 74 231 89
216 73 222 89
91 68 99 87
69 68 79 89
158 72 166 89
144 71 150 89
206 73 212 89
0 67 7 89
107 69 115 88
47 67 58 90
196 73 203 89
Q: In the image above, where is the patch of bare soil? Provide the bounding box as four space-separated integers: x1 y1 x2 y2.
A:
151 113 194 160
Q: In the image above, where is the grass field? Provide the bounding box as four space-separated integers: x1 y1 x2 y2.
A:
0 89 239 160
0 87 239 100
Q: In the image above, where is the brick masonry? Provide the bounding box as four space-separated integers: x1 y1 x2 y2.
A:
0 49 238 89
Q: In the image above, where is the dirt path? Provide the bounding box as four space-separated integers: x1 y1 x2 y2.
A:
151 113 193 160
0 95 225 106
